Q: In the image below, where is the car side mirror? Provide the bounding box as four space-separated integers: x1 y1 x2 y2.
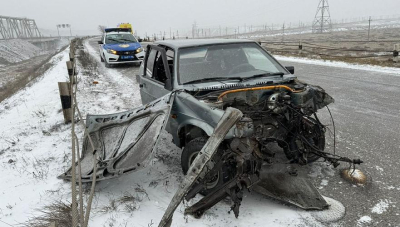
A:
98 40 103 44
285 66 294 74
164 78 173 91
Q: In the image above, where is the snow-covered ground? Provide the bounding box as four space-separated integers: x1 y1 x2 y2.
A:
0 39 42 64
275 55 400 75
0 39 360 226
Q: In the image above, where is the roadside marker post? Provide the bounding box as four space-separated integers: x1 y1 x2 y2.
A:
394 44 399 62
66 61 77 84
58 82 72 123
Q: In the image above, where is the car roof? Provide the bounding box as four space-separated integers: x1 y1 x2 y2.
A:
154 39 256 49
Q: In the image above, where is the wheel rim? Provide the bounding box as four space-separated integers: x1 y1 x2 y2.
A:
188 151 220 189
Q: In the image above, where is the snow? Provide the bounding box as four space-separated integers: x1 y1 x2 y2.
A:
0 37 352 226
310 196 346 223
0 39 42 64
357 216 372 225
275 55 400 75
371 200 390 214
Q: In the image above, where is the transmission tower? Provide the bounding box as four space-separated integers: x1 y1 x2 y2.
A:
312 0 332 33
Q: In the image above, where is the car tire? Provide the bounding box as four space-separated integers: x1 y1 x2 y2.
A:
100 54 104 62
181 137 226 196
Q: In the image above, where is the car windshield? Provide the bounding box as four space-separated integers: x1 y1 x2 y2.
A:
178 43 287 84
105 33 138 44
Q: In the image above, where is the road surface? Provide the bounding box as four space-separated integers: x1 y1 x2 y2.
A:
279 59 400 226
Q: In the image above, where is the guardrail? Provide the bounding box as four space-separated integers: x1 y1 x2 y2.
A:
57 38 98 227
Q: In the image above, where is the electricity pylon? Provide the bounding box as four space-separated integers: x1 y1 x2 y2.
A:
312 0 332 33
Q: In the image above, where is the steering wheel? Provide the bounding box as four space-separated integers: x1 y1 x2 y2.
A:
228 63 255 75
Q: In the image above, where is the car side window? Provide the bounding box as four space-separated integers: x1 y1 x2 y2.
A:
166 49 174 76
146 49 157 77
153 52 167 84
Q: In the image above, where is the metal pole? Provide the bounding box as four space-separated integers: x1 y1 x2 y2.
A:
57 25 60 38
321 0 325 32
368 16 371 41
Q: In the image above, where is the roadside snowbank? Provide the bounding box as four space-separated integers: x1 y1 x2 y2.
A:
275 55 400 75
0 39 42 64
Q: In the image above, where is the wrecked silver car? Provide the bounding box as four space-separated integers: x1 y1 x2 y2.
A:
60 39 362 226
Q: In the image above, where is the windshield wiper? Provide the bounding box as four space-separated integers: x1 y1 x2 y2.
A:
242 72 285 82
121 38 136 43
183 77 243 85
106 38 120 43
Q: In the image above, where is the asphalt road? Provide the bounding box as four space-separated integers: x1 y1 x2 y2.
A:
279 59 400 226
88 37 400 225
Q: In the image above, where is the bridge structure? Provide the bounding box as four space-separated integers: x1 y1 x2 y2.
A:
0 15 41 39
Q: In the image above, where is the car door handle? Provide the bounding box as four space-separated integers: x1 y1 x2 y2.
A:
139 83 145 88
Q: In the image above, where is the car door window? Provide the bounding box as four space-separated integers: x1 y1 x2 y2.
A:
153 52 167 84
146 49 157 77
166 49 174 76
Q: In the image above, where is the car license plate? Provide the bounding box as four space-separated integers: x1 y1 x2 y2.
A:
121 56 134 60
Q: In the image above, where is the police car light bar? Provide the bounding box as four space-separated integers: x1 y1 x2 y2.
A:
105 28 131 33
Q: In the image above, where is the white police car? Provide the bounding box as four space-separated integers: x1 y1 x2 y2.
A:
98 28 144 67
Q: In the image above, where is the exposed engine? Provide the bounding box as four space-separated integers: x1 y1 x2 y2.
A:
196 83 334 165
183 83 363 218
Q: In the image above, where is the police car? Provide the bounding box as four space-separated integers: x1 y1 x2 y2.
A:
98 28 144 67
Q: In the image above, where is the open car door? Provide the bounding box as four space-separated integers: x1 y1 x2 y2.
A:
59 94 174 182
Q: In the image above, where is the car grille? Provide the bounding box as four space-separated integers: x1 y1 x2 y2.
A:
117 51 136 55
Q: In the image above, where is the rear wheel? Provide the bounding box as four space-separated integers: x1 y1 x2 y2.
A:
181 137 226 195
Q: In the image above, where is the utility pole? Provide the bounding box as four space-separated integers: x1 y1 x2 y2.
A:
56 25 60 38
282 23 285 42
368 16 372 41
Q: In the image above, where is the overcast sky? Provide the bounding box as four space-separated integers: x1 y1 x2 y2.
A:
1 0 400 36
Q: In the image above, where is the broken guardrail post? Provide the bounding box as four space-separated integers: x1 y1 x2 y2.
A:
394 44 399 62
58 82 72 123
158 107 243 227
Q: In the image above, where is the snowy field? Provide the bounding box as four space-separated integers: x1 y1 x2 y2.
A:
1 38 399 226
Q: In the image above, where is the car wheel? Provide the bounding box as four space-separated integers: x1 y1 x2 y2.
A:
181 137 226 196
100 54 104 62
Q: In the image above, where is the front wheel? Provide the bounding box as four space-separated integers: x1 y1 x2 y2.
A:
181 137 226 195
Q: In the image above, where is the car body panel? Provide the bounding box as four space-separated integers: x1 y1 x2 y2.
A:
59 94 174 182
